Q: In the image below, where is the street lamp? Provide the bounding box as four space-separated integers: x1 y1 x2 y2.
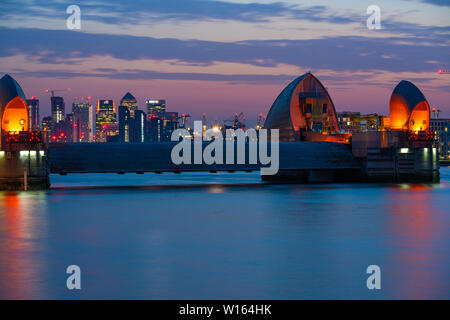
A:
19 118 25 131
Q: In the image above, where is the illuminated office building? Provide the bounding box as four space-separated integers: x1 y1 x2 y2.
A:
118 92 140 143
134 110 147 143
120 92 138 118
26 97 40 130
51 96 65 124
95 99 118 142
146 99 166 118
431 119 450 159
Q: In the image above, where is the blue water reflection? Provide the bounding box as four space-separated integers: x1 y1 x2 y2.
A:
0 169 449 299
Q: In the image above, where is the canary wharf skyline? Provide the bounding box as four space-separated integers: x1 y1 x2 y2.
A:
0 0 449 119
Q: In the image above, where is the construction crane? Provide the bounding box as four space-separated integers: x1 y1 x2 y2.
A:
73 96 92 102
432 108 441 119
256 113 263 131
178 113 192 129
234 112 243 128
212 117 222 133
202 113 207 136
224 112 245 129
45 88 71 97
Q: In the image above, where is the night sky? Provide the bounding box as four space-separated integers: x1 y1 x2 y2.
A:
0 0 448 124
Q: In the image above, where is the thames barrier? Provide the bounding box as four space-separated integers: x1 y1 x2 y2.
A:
0 73 439 190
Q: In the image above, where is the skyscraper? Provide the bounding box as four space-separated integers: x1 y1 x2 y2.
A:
163 112 179 141
431 118 450 160
64 113 74 142
119 92 138 143
134 110 147 143
72 101 92 142
51 96 65 124
146 99 166 118
147 115 163 142
95 99 118 142
118 105 131 143
120 92 138 118
41 116 52 143
26 97 39 130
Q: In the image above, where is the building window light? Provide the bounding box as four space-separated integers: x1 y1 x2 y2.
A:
400 148 410 154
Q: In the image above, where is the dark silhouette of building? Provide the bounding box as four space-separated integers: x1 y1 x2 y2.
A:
119 105 131 143
147 115 163 142
41 116 52 143
64 113 74 142
163 112 179 141
72 101 91 142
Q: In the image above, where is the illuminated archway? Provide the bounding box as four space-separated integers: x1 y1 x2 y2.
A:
264 72 340 141
388 80 430 132
409 101 430 132
1 96 29 134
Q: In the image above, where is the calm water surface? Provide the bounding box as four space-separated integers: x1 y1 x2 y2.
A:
0 168 449 299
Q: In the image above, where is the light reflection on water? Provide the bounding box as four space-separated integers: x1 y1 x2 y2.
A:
0 192 49 299
0 169 449 299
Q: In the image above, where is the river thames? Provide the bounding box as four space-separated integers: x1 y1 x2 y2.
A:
0 168 449 299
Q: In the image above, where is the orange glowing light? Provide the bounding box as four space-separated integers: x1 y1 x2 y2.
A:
409 101 430 132
1 96 29 133
390 98 430 132
389 81 430 132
